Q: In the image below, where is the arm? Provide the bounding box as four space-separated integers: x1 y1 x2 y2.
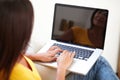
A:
56 68 66 80
26 46 75 80
25 46 63 62
56 50 75 80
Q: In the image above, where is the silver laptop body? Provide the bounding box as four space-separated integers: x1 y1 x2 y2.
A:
36 3 108 75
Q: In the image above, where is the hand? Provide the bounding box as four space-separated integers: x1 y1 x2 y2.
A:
57 50 75 70
38 46 63 62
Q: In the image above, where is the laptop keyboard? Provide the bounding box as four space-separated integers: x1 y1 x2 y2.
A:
53 43 94 61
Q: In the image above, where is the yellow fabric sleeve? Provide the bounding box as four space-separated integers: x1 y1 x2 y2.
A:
10 56 41 80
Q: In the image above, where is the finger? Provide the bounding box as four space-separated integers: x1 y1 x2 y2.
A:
54 48 63 53
50 57 57 62
60 50 69 59
48 46 57 50
49 46 61 50
61 50 68 56
72 51 75 57
50 48 63 57
70 51 75 58
67 51 73 60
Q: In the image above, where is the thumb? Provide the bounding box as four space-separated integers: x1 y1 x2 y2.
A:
51 57 57 62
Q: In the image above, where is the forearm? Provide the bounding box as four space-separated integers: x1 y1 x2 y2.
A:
25 52 56 62
25 53 41 61
56 68 66 80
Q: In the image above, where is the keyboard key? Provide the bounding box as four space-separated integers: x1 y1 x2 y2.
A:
52 43 93 61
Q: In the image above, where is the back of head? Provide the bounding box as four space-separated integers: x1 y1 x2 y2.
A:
0 0 34 80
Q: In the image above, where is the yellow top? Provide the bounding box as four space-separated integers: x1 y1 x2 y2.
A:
10 56 41 80
72 26 94 47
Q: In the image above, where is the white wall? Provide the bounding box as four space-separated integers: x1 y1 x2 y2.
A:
30 0 120 72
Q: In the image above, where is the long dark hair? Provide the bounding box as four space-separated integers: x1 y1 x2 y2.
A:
90 9 108 29
0 0 34 80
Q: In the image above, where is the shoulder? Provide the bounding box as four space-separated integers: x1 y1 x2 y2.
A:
10 56 41 80
10 63 34 80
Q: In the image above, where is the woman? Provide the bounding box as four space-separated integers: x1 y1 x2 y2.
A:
0 0 75 80
0 0 119 80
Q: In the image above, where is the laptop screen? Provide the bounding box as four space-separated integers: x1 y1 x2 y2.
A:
52 3 109 49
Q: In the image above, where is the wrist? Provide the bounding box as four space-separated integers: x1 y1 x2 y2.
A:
57 66 67 73
58 65 67 70
25 54 38 61
56 68 66 80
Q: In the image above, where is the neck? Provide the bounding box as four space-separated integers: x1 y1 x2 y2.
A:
17 54 23 63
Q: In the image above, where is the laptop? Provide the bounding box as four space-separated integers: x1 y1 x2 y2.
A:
37 3 109 75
